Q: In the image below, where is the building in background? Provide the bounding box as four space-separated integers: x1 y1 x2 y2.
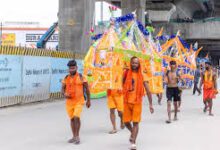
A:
1 22 58 49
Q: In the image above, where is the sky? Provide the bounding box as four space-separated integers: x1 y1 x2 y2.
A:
95 2 121 25
0 0 58 27
0 0 121 27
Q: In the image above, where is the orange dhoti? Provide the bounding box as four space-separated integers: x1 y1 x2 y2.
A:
203 83 217 101
203 71 217 101
203 88 217 101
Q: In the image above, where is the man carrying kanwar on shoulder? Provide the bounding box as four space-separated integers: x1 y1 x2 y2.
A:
123 56 154 150
61 59 91 144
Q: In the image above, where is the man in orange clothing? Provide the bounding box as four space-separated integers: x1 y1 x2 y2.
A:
61 60 91 144
107 89 125 134
123 56 154 150
199 62 217 116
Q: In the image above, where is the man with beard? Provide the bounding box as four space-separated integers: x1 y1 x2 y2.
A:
61 59 91 144
123 56 154 150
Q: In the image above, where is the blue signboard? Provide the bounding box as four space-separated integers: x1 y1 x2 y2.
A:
50 58 84 93
22 56 51 99
76 59 84 74
0 55 22 97
50 58 70 93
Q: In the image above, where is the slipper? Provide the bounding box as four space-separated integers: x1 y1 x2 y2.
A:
166 120 171 124
121 124 125 129
74 137 80 145
68 138 76 143
108 130 117 134
130 144 137 150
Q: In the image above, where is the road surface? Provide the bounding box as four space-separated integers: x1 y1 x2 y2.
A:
0 90 220 150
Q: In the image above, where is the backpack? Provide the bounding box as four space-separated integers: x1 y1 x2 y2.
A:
79 73 87 101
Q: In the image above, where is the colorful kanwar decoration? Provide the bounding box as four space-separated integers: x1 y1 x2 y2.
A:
84 24 125 98
118 20 163 94
158 32 203 88
84 13 203 98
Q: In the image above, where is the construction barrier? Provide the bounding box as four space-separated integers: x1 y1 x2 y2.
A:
0 46 84 107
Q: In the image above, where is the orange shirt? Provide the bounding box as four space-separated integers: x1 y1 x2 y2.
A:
62 73 86 105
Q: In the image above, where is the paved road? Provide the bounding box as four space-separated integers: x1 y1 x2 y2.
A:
0 90 220 150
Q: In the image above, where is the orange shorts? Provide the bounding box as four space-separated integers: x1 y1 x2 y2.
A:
123 103 142 123
107 94 124 112
66 103 83 119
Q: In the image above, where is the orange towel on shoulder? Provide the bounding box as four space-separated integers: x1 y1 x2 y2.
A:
123 67 145 104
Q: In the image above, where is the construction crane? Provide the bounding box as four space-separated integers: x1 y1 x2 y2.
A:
36 22 58 49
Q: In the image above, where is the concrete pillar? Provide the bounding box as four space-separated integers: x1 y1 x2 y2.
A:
121 0 146 25
58 0 95 54
137 0 146 25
